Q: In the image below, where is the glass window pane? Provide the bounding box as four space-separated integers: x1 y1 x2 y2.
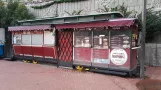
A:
32 34 43 45
93 30 109 49
74 31 92 47
22 35 31 45
110 30 131 49
44 31 55 45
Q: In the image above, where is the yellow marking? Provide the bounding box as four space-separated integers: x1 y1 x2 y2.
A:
33 60 38 64
85 68 89 71
23 60 27 63
76 66 83 71
132 34 138 39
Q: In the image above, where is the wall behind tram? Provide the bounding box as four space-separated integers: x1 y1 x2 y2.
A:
27 0 161 18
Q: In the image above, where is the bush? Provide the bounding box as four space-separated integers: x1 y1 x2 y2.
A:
138 9 161 42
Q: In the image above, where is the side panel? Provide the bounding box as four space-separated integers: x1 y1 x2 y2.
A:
43 46 57 59
131 49 137 69
74 47 91 66
13 45 23 55
32 46 44 57
92 49 109 68
22 46 33 60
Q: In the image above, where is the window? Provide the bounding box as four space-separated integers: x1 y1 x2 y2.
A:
110 30 131 49
22 34 31 45
44 31 55 45
13 34 21 44
32 34 43 45
93 30 109 49
74 30 92 47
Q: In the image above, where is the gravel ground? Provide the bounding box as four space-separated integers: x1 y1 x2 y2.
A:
0 60 160 90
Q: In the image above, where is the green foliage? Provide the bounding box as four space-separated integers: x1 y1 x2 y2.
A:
0 0 7 27
0 0 35 27
31 1 55 9
5 1 19 26
0 0 4 6
139 9 161 42
15 4 35 20
99 2 161 42
99 3 134 17
65 10 83 16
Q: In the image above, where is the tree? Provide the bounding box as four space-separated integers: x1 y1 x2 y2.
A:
144 9 161 42
0 1 7 28
0 0 35 27
0 0 35 58
14 4 35 21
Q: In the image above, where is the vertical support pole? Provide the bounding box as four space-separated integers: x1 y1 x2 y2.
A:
140 0 146 79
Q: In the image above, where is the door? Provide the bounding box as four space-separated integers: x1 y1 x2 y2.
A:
57 29 73 67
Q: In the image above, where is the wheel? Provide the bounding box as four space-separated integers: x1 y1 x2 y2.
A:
75 66 83 71
33 60 38 64
23 60 28 63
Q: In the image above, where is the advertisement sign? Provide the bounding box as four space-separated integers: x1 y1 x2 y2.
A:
110 49 128 65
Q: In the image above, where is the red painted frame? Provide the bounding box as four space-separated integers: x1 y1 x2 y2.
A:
12 30 58 60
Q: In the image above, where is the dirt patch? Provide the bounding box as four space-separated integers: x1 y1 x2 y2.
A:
136 78 161 90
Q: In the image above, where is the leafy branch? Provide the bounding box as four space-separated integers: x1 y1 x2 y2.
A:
99 3 135 17
64 9 83 16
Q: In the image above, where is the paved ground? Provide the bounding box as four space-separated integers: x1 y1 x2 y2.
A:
0 60 160 90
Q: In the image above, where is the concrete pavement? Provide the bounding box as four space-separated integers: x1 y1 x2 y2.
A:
0 60 160 90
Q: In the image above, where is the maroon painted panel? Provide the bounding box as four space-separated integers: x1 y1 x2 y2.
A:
93 49 109 59
74 47 91 63
32 46 44 57
109 49 130 70
131 49 137 69
13 45 23 55
22 46 33 56
92 49 109 68
43 46 57 59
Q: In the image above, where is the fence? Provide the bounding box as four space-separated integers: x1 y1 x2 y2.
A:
145 43 161 67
